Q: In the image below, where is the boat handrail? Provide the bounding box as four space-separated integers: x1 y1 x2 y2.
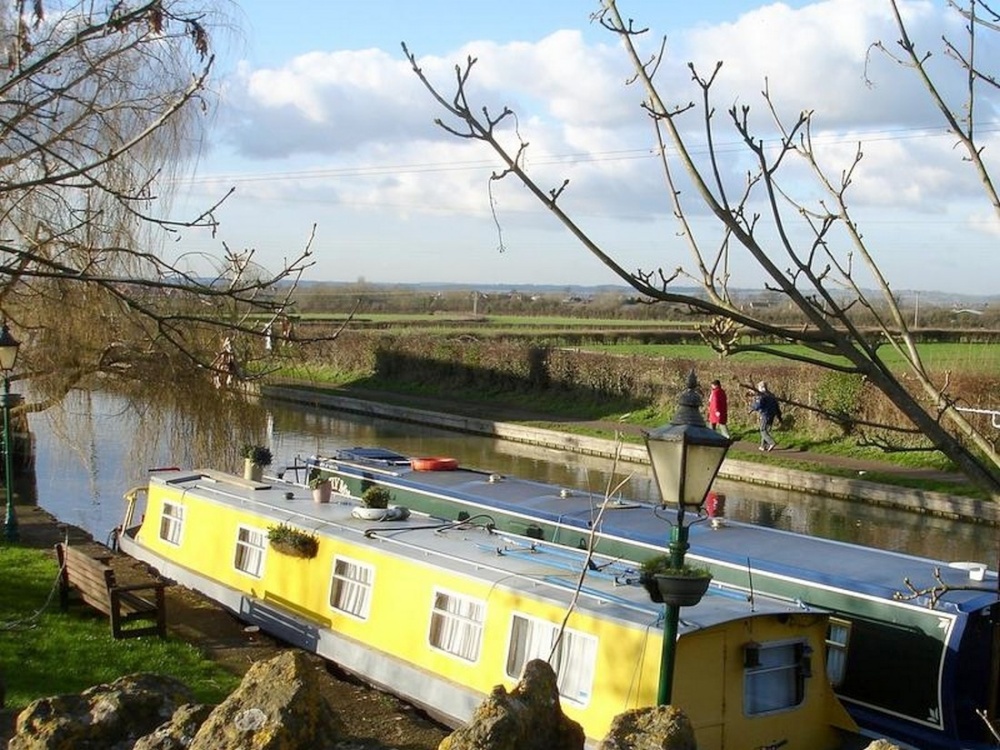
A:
475 534 811 612
538 575 663 619
482 537 632 577
153 474 806 622
364 525 663 619
320 459 405 478
174 478 393 540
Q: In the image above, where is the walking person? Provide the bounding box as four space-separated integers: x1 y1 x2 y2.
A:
707 379 730 439
749 381 782 451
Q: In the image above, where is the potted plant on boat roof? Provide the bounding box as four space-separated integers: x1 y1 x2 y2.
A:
242 444 272 482
267 523 319 559
352 484 393 520
639 555 713 607
308 468 332 504
362 485 391 509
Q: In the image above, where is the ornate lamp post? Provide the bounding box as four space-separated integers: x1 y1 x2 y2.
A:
644 371 731 705
0 322 20 542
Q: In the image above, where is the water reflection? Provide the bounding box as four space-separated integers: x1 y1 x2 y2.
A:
30 392 999 569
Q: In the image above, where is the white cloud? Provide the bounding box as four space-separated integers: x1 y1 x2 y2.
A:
190 0 999 293
223 48 437 158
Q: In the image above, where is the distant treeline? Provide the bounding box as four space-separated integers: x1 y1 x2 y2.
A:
289 283 999 331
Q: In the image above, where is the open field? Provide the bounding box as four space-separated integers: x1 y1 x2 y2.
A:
295 314 1000 371
582 341 1000 373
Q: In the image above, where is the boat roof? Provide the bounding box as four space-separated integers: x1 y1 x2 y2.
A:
148 469 817 633
317 448 1000 614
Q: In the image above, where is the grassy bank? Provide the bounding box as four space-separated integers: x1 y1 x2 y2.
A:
272 376 985 500
0 545 240 710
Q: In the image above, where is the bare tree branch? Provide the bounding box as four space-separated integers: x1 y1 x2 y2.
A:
405 1 1000 497
0 1 350 411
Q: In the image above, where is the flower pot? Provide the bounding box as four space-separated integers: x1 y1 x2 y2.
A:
654 573 712 607
351 505 411 521
352 506 390 520
244 459 263 482
312 481 332 504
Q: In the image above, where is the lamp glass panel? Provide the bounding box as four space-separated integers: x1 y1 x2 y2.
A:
0 344 16 371
680 443 729 507
646 438 683 506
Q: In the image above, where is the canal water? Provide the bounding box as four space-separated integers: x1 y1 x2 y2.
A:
28 391 999 570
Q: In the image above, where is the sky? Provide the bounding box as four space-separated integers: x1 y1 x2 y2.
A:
165 0 1000 296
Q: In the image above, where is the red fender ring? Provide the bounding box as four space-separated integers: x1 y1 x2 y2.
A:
410 456 459 471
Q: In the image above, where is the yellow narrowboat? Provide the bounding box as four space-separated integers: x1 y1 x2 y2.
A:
116 468 858 749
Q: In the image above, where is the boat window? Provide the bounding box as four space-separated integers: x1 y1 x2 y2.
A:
825 618 852 687
428 590 485 663
158 502 184 546
743 641 807 715
505 613 596 707
233 526 266 578
329 557 374 619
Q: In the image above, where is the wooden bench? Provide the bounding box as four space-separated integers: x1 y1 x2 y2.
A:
55 543 167 639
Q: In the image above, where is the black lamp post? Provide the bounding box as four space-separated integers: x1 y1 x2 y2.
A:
0 322 20 542
644 370 731 705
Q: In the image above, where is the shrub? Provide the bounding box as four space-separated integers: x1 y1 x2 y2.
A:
242 444 272 466
362 485 391 509
640 554 711 578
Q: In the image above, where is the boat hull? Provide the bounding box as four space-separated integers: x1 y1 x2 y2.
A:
118 531 482 730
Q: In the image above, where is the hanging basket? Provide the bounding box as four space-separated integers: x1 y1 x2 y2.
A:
270 538 318 559
267 524 319 559
653 573 712 607
639 573 664 603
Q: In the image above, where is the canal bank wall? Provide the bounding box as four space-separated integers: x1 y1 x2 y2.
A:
262 385 999 526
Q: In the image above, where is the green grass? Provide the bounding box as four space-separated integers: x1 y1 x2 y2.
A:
478 315 700 328
0 546 240 709
296 375 978 486
584 341 1000 373
266 349 992 500
316 312 700 328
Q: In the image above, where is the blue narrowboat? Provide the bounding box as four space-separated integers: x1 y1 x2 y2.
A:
307 446 1000 750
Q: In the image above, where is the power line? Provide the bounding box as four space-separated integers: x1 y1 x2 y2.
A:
174 122 998 187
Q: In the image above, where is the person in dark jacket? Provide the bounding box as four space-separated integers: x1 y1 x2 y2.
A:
749 381 781 451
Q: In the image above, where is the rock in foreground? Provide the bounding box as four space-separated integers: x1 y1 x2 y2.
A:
598 705 696 750
10 673 195 750
8 650 339 750
439 659 585 750
189 649 340 749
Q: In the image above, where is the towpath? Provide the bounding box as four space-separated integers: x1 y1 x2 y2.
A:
337 386 964 483
264 383 996 524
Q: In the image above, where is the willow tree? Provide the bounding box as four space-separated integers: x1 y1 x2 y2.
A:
405 0 1000 498
0 0 341 420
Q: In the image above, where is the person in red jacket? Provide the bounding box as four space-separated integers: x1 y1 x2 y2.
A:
708 379 730 439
